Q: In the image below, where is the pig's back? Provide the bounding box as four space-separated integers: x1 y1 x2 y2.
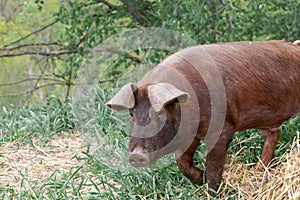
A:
140 41 300 131
205 41 300 130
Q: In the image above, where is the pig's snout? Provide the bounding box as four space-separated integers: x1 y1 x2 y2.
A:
129 148 150 168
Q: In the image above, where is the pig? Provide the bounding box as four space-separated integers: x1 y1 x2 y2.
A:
106 40 300 192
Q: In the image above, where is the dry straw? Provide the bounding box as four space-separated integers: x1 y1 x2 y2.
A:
0 134 86 191
224 131 300 200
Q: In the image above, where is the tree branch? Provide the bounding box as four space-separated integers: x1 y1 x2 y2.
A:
120 0 158 26
0 42 66 51
91 47 146 64
4 20 58 47
87 0 118 10
0 77 65 87
0 46 146 64
75 27 91 48
120 0 146 24
0 49 76 58
0 83 65 97
0 26 90 58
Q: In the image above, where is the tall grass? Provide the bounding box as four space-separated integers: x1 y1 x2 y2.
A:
0 96 75 146
0 87 299 199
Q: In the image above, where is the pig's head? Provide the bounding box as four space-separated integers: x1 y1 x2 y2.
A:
106 83 188 168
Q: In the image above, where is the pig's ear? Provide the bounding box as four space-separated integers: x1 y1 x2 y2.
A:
106 83 137 111
148 83 188 112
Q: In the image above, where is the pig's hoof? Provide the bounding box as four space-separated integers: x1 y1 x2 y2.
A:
129 152 150 167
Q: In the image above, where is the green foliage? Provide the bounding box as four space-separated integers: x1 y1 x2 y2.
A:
2 0 299 105
159 0 299 43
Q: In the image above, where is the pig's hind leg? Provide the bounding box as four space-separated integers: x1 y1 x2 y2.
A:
175 138 204 185
256 127 280 169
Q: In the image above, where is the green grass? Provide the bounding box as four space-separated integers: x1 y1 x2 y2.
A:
0 87 299 199
0 96 75 146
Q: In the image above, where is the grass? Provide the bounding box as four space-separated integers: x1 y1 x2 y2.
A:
0 87 299 199
0 96 74 146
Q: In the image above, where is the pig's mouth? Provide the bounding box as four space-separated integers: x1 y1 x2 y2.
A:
128 147 159 168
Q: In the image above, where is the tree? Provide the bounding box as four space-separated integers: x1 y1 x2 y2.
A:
0 0 299 106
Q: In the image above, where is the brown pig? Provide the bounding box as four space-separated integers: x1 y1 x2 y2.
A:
106 40 300 192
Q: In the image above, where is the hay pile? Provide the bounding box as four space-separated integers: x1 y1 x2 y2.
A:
224 133 300 199
0 134 86 190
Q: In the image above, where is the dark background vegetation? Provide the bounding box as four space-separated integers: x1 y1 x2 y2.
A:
0 0 299 199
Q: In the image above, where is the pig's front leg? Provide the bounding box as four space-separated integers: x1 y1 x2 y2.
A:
205 128 234 192
175 138 204 185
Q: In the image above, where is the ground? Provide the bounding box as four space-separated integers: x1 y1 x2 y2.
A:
0 133 299 199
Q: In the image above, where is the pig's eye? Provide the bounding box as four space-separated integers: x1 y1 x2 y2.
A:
149 107 166 118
